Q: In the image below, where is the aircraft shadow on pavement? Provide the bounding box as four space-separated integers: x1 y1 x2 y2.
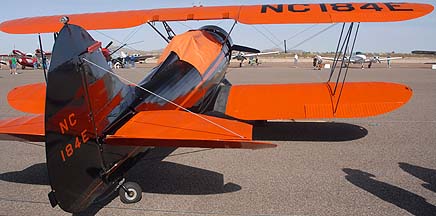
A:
78 147 240 215
127 147 241 195
0 147 239 195
343 168 436 216
253 121 368 142
1 147 240 215
399 162 436 193
0 163 48 185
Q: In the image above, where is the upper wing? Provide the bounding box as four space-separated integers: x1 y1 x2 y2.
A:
1 3 433 34
214 82 412 120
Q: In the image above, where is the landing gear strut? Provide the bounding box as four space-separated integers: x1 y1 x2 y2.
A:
117 179 142 204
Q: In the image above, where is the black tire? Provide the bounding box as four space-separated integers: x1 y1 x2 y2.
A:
22 65 26 69
119 182 142 204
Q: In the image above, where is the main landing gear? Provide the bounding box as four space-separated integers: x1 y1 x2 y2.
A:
117 178 142 204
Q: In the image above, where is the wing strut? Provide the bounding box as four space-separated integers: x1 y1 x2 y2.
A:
37 33 48 83
326 22 360 114
147 21 177 43
162 21 176 40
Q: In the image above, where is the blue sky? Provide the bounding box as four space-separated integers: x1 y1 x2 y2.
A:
0 0 435 54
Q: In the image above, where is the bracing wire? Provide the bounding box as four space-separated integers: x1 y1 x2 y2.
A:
122 25 144 44
82 58 245 139
287 23 338 51
285 24 317 41
251 25 282 49
261 25 282 45
94 30 145 54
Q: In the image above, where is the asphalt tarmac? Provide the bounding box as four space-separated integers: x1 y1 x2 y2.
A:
0 62 435 216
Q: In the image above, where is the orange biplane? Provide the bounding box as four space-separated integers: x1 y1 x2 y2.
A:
0 2 433 213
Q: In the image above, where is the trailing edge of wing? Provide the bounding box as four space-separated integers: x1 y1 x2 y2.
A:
7 83 45 114
106 110 276 149
0 115 44 142
0 3 433 34
105 137 275 150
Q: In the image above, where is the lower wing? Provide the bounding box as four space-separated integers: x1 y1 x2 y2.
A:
214 82 412 120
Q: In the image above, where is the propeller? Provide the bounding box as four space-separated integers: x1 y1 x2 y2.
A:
105 41 113 49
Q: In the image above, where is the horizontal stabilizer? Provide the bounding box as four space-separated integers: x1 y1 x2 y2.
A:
0 3 433 34
218 82 412 120
7 83 45 114
106 110 275 149
0 115 44 141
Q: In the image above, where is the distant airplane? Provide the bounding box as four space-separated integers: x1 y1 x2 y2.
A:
232 51 279 67
322 51 402 69
100 41 157 68
411 50 436 64
112 51 156 68
0 49 51 69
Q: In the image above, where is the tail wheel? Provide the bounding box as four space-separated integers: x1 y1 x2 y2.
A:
119 182 142 204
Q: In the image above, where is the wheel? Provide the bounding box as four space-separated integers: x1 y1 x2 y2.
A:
22 65 26 69
119 182 142 204
114 62 121 69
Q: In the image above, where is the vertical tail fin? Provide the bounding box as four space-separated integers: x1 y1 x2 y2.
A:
45 24 134 212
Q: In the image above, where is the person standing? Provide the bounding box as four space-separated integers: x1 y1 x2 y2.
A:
387 54 392 68
8 59 12 74
32 56 38 70
11 57 18 74
294 53 299 65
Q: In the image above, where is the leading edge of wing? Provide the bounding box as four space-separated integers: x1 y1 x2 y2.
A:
1 3 433 34
105 110 276 150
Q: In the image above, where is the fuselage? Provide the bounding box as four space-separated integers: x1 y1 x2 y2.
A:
349 54 367 64
132 25 231 114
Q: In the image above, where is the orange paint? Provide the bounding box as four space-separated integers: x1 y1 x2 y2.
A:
158 30 222 75
225 82 413 120
0 3 432 34
81 129 89 143
106 110 276 149
58 113 77 134
7 83 45 114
